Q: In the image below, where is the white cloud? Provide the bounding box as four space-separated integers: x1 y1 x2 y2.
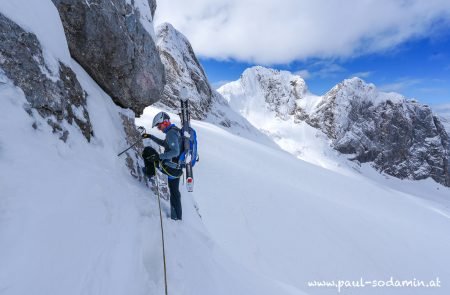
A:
379 78 422 92
296 61 346 79
155 0 450 64
313 63 346 78
349 71 373 79
433 104 450 125
211 80 233 89
434 103 450 112
294 70 311 79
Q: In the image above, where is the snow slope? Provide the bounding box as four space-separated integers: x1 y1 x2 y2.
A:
3 65 449 294
0 2 301 294
138 106 450 295
1 58 302 295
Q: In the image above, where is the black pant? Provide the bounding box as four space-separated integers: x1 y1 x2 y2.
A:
168 177 182 220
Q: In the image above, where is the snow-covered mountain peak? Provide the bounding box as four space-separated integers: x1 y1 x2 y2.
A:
156 22 191 55
240 65 307 98
325 76 405 108
219 65 308 121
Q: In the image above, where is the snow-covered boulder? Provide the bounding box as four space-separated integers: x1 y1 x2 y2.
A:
0 12 92 142
52 0 165 115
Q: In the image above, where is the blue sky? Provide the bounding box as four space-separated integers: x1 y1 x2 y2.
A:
155 0 450 107
200 35 450 106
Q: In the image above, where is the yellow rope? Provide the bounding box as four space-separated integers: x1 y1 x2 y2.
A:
158 160 181 179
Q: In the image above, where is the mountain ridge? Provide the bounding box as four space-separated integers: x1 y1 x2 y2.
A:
218 66 450 186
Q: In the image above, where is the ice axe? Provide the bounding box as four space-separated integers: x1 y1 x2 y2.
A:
117 126 146 157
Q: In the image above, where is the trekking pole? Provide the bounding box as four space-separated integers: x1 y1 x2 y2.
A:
154 167 169 295
117 126 147 157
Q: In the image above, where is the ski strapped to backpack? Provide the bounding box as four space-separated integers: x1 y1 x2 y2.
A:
179 97 198 192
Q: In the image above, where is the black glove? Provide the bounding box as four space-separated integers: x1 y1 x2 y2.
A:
146 154 159 162
142 133 151 139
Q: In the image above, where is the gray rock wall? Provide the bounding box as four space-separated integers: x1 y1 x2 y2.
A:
52 0 165 115
0 12 92 142
308 79 450 186
155 23 212 120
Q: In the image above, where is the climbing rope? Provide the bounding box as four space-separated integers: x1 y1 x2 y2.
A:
154 167 168 295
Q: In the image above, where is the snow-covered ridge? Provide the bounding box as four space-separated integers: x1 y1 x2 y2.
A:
219 66 450 186
329 77 406 105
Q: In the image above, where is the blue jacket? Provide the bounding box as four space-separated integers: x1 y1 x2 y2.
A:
149 124 182 165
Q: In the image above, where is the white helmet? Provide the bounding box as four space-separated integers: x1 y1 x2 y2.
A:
152 111 170 127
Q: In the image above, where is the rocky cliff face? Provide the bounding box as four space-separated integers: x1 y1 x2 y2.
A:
0 12 92 142
155 23 212 119
219 67 450 186
52 0 165 115
308 78 449 186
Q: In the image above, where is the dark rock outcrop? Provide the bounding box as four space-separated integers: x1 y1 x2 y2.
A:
0 12 92 141
119 111 146 181
52 0 165 115
307 78 449 186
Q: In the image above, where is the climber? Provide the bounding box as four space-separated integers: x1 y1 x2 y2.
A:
142 111 183 221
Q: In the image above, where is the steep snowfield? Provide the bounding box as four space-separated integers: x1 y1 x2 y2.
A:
138 106 450 295
0 61 300 295
2 68 449 294
0 65 160 295
0 2 299 294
